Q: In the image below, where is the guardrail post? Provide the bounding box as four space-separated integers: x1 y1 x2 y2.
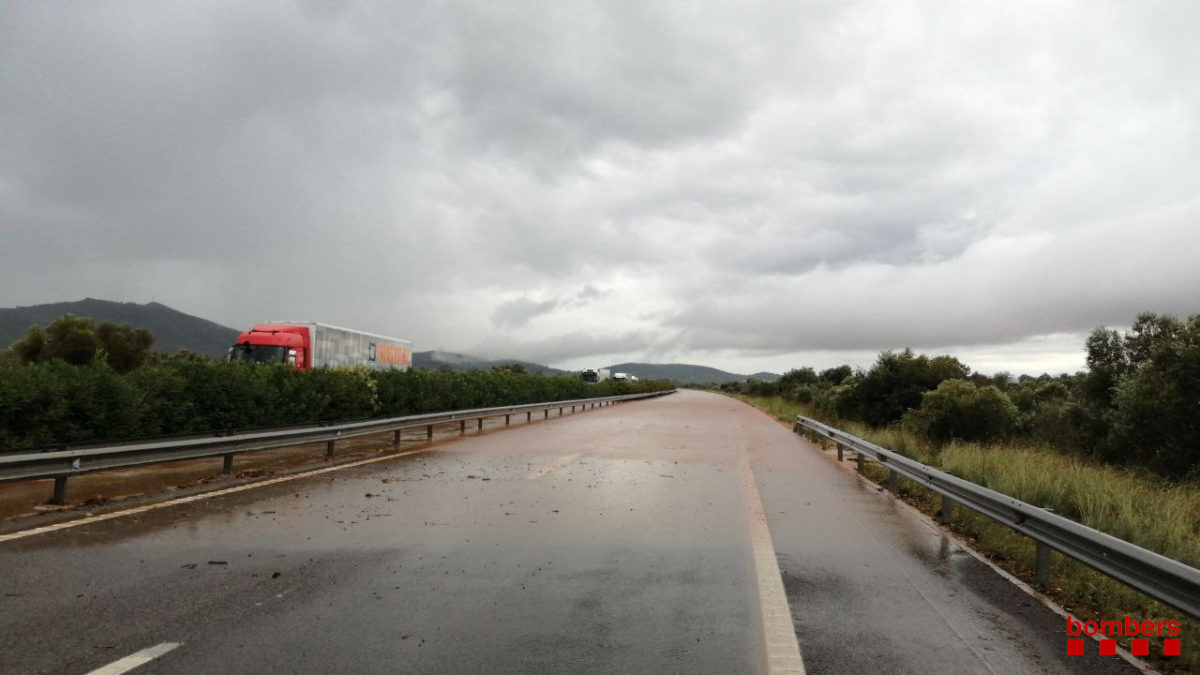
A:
326 440 336 457
543 409 548 419
836 443 844 462
426 424 433 440
559 407 563 416
477 418 483 431
1036 541 1052 588
505 414 510 426
527 411 532 421
887 469 898 492
940 496 955 524
855 451 864 473
223 454 235 474
52 476 68 505
393 429 402 446
459 420 466 435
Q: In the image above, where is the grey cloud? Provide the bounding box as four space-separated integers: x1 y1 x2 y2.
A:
490 286 608 329
2 1 1198 376
492 297 560 329
475 330 668 365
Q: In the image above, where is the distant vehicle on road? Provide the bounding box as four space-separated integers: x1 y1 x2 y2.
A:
229 322 412 371
581 368 611 383
613 372 628 382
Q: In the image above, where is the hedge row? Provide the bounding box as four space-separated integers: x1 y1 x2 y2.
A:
0 360 671 449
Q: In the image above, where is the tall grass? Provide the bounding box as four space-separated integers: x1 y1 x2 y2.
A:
734 394 1199 672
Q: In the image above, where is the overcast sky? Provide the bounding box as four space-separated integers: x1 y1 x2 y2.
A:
3 1 1198 376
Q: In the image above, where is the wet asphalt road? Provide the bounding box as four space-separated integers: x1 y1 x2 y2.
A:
0 390 1137 674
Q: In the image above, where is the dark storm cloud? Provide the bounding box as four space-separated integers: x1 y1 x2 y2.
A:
2 1 1198 372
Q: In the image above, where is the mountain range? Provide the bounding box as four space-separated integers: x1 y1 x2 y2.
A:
0 299 779 383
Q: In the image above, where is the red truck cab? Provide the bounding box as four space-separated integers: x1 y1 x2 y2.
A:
228 324 311 370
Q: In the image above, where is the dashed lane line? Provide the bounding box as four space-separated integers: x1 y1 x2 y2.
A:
0 448 435 544
84 642 181 675
741 457 807 674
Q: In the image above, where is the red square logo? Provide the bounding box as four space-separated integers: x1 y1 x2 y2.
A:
1067 638 1085 656
1131 639 1149 656
1099 639 1116 656
1163 639 1180 656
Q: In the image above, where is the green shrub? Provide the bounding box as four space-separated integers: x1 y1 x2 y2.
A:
903 379 1020 444
0 360 672 449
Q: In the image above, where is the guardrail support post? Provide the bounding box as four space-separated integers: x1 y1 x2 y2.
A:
426 424 433 440
52 476 68 505
326 440 336 457
940 496 955 524
223 454 235 474
544 409 549 419
1035 542 1052 588
887 469 898 492
393 429 402 446
836 443 844 462
477 418 483 431
559 407 563 416
505 415 510 426
527 411 532 421
855 451 864 473
459 420 466 435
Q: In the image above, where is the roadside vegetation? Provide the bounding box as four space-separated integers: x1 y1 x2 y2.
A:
713 309 1199 671
718 311 1200 481
737 392 1198 672
0 315 672 449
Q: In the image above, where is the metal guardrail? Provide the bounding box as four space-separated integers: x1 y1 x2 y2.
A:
794 415 1200 621
0 390 676 505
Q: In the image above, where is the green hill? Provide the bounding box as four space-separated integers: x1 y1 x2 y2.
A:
604 363 779 384
0 298 240 357
412 350 571 376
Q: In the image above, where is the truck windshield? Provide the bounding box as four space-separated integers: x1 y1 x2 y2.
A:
229 344 287 364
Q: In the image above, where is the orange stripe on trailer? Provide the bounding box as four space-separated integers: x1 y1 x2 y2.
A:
375 344 411 366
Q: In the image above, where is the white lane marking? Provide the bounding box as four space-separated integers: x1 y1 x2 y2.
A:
741 458 806 675
525 452 583 480
0 448 435 545
85 642 180 675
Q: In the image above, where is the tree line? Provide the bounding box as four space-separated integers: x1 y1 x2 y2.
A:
0 315 672 449
720 311 1199 480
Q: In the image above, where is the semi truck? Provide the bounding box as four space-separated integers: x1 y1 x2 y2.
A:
228 322 412 371
580 368 611 383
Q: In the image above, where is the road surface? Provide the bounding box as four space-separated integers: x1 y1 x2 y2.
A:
0 390 1137 674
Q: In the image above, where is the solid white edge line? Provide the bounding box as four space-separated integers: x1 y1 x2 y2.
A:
0 448 435 545
796 432 1160 675
741 457 807 674
85 642 181 675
